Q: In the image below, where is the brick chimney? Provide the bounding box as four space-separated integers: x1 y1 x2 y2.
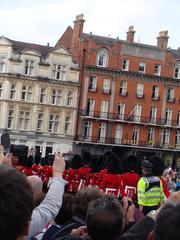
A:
126 26 135 43
71 14 85 62
157 31 169 49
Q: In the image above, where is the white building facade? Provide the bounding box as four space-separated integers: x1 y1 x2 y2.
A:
0 36 80 157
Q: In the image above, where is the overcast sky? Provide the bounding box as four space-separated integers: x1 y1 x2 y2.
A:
0 0 180 49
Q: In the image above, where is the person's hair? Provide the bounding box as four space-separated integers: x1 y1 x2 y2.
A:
54 193 74 225
0 165 33 240
72 187 104 218
154 203 180 240
149 156 165 176
86 195 123 240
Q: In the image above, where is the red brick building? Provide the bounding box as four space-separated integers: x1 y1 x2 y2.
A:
58 14 180 163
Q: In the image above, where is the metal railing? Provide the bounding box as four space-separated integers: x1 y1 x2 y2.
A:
79 109 180 128
75 135 180 150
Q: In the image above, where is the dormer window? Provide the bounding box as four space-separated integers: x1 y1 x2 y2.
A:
0 56 6 72
174 61 180 79
96 48 108 67
154 64 161 76
139 62 146 73
52 64 67 80
25 60 34 76
122 59 129 71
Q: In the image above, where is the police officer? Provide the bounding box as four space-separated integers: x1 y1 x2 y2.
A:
137 160 164 215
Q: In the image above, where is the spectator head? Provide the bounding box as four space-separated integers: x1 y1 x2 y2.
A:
0 165 33 240
54 193 74 225
27 175 44 207
86 194 124 240
72 187 104 219
149 156 165 176
148 202 180 240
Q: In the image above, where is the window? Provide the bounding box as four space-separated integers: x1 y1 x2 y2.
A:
115 124 122 144
87 99 95 117
148 128 155 144
18 110 30 130
10 84 16 99
98 123 106 142
48 114 60 132
152 85 159 100
7 108 14 129
154 64 161 76
120 81 127 96
0 56 6 72
84 121 92 141
66 91 73 106
118 103 125 120
174 62 180 79
150 107 157 124
132 126 139 144
138 62 146 73
40 88 46 103
175 130 180 146
122 59 129 71
136 83 144 98
100 101 108 118
36 113 43 132
89 76 97 91
103 79 110 93
96 48 108 67
165 109 172 125
25 60 34 76
21 86 32 101
161 129 170 146
52 64 67 80
64 115 71 134
177 112 180 126
167 88 174 102
134 105 142 122
51 89 61 105
0 83 2 98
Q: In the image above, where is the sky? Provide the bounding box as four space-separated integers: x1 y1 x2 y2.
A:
0 0 180 49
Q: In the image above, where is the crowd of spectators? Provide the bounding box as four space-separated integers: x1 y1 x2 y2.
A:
0 145 180 240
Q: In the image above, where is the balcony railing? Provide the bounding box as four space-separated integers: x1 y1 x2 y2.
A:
79 110 180 127
75 135 180 150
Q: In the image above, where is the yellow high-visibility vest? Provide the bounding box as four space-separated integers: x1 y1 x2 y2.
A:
137 176 164 206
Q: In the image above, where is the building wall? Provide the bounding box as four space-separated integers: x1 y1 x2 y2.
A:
63 16 180 158
0 37 80 157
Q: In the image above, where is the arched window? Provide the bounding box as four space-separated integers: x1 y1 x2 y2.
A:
96 48 108 67
174 61 180 79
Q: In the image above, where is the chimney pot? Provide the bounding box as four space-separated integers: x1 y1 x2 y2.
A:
75 14 84 21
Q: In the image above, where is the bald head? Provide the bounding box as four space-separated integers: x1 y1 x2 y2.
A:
27 175 43 199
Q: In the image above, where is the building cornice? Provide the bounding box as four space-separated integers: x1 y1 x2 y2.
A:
85 65 180 85
0 73 80 86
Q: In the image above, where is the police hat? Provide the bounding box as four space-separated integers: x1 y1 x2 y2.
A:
141 160 153 169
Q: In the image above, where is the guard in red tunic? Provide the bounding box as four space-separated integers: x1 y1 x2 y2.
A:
100 151 125 197
122 155 140 200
